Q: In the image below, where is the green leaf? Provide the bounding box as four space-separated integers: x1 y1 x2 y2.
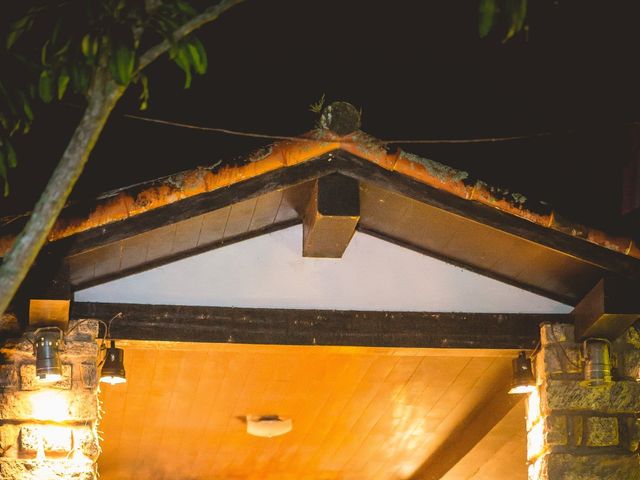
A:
504 0 527 41
175 1 197 17
18 92 34 121
58 69 70 100
81 34 92 58
138 74 149 110
6 15 32 49
108 44 135 85
187 39 207 75
41 39 50 65
51 18 63 47
478 0 498 38
174 49 192 88
38 70 54 103
6 141 17 168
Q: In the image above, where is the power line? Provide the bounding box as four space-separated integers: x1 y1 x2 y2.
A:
122 112 565 145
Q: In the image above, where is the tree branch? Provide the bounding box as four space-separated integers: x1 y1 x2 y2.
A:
138 0 245 71
0 73 124 315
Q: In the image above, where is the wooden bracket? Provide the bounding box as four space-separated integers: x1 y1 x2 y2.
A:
19 250 72 330
573 277 640 340
302 173 360 258
28 299 70 330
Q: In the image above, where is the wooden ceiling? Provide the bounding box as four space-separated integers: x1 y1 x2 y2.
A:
98 342 524 480
441 402 527 480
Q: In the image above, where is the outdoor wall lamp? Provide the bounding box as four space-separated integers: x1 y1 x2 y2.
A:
34 327 63 383
508 351 536 394
31 313 126 385
582 338 612 386
100 340 127 385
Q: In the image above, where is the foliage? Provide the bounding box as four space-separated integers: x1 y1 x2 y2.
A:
478 0 528 41
0 0 210 196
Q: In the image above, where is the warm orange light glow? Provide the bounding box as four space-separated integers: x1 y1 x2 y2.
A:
30 390 70 422
100 375 126 385
527 419 545 461
509 384 537 395
39 425 72 451
528 455 544 480
525 387 545 465
38 373 63 384
525 388 541 431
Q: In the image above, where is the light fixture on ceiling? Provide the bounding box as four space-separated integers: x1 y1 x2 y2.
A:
100 340 127 385
246 415 293 438
582 338 612 386
508 351 536 394
34 327 63 383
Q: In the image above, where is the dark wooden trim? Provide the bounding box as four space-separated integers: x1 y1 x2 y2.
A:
72 302 571 349
573 277 640 340
333 152 640 281
71 218 301 290
57 154 339 256
408 363 521 480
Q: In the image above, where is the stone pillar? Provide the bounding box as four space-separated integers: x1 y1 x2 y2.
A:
526 323 640 479
0 319 100 479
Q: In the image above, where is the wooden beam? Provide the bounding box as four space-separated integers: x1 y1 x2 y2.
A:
335 152 640 282
573 277 640 340
28 299 70 330
56 155 338 256
303 173 360 258
408 362 521 480
72 302 570 349
7 247 71 328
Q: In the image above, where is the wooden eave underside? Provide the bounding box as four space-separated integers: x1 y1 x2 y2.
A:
58 151 640 305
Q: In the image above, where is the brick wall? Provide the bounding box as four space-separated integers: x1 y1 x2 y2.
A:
527 323 640 480
0 319 100 480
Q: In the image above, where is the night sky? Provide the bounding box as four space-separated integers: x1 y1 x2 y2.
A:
3 0 640 235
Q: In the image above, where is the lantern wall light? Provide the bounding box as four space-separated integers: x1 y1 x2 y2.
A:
508 351 536 395
31 313 126 385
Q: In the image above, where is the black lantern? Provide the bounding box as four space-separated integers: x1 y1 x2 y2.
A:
508 351 536 394
100 340 126 385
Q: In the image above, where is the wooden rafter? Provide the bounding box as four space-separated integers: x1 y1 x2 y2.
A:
72 302 570 350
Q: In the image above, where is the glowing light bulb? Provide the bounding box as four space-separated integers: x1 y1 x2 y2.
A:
99 375 127 385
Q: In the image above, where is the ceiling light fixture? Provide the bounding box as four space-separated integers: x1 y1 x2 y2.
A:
246 415 292 438
508 351 536 394
100 340 127 385
34 327 63 383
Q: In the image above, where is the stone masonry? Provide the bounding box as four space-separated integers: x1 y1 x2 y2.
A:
0 318 100 480
527 323 640 480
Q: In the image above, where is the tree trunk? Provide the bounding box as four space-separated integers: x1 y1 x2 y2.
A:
0 74 124 314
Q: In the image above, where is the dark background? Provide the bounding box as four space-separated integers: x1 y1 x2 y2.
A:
3 0 640 235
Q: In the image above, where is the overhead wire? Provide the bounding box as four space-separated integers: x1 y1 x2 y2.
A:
122 112 568 145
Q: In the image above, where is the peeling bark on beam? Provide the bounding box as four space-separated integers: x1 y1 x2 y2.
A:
72 302 570 349
303 173 360 258
408 362 520 480
573 277 640 340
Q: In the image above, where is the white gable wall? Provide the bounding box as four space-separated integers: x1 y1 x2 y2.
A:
76 226 570 313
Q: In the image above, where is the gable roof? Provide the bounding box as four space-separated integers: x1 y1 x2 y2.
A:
2 129 639 304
